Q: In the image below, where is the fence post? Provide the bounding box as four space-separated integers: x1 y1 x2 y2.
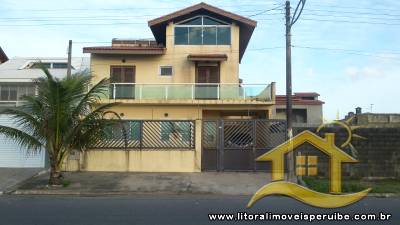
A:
139 121 144 150
219 120 224 171
252 120 257 171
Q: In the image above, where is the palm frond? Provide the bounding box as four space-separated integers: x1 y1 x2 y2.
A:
0 125 43 152
0 108 40 128
72 78 110 117
63 103 122 149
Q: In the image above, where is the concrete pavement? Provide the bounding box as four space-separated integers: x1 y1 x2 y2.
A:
13 171 272 195
0 168 45 194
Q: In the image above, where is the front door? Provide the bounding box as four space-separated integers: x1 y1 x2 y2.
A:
195 64 220 99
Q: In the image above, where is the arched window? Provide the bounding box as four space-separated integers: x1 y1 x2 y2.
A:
174 16 231 45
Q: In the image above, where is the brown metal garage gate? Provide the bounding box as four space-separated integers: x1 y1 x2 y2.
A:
202 119 286 171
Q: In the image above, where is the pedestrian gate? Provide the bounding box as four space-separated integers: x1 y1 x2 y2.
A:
202 120 286 171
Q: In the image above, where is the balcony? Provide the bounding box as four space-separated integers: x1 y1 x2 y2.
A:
108 83 274 104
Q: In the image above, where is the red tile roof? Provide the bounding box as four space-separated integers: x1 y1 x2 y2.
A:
147 2 257 62
148 2 257 27
187 54 227 61
276 92 324 105
293 92 320 97
83 46 166 55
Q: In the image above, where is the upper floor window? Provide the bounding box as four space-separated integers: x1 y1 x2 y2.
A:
174 16 231 45
160 66 173 76
30 63 51 69
110 66 135 83
53 63 68 69
28 62 72 69
0 84 35 101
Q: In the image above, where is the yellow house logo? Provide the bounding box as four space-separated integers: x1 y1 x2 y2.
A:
247 129 371 208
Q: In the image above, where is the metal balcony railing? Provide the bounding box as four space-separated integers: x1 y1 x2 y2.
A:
109 83 273 101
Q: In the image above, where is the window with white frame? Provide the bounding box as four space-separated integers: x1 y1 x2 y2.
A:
160 66 173 76
174 16 231 45
0 84 36 101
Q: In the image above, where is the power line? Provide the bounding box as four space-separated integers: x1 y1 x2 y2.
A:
0 15 158 21
303 8 400 17
306 3 400 13
0 3 281 12
300 18 400 26
0 7 284 23
248 46 285 51
248 5 284 17
301 13 400 22
0 12 284 22
292 45 400 60
0 22 145 27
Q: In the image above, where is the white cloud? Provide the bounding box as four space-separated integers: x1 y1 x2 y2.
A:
345 66 382 80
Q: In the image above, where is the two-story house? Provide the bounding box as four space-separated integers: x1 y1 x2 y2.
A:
70 3 277 172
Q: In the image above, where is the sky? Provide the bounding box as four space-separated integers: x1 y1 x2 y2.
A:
1 0 400 120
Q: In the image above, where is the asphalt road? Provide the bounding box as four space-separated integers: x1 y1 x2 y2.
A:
0 195 399 225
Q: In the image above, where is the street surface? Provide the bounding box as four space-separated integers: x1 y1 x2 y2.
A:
0 195 398 225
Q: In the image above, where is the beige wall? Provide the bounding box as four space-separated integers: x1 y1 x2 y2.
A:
65 118 202 172
90 22 240 85
104 105 271 120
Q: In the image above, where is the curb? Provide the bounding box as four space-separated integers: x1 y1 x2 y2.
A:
10 189 400 198
368 193 400 198
12 190 213 196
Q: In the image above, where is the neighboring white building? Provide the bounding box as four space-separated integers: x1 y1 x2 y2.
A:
0 47 8 64
0 57 89 168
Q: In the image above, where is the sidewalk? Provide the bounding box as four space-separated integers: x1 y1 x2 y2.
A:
12 171 272 196
0 168 45 194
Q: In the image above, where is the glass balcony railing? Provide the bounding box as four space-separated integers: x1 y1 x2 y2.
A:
109 83 273 101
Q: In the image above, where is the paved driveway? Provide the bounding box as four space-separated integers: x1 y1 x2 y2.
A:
0 168 44 194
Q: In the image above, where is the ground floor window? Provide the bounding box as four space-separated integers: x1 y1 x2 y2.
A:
160 121 193 143
94 120 195 149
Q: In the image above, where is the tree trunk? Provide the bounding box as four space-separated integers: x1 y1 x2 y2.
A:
49 162 63 186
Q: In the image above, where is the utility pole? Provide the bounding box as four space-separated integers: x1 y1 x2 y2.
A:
67 40 72 78
285 1 293 140
285 0 306 182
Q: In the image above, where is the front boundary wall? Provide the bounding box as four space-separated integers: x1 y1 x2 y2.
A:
64 120 202 172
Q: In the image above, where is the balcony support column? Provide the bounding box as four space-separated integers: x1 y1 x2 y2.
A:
191 84 195 100
217 84 220 100
113 84 116 100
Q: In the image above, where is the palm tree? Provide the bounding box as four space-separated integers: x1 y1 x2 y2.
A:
0 67 123 186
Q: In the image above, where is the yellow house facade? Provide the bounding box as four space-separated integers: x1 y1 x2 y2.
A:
65 3 276 172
